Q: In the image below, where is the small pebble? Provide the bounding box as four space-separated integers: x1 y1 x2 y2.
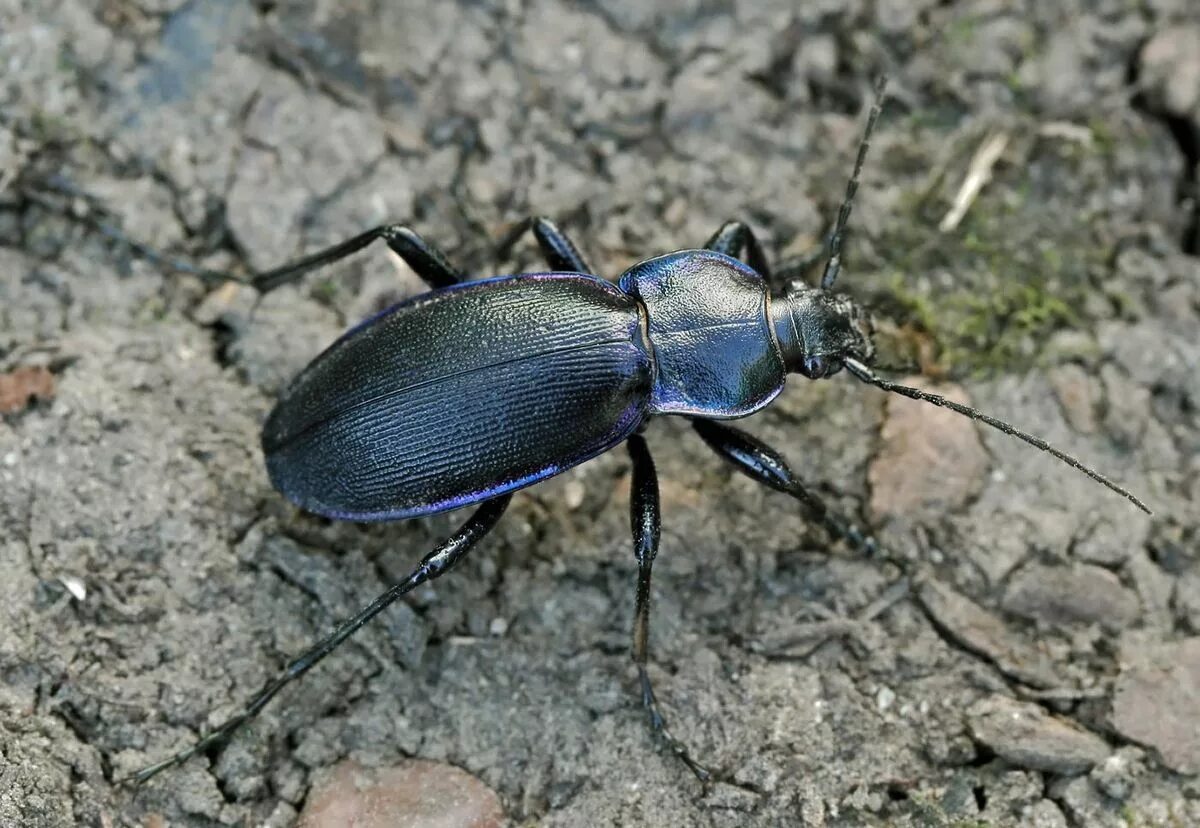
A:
918 578 1059 688
1002 563 1139 630
967 695 1109 775
868 378 988 521
299 759 504 828
876 686 896 712
0 366 55 413
1111 637 1200 774
1089 746 1144 802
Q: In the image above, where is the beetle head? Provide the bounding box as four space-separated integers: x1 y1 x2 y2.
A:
771 284 875 380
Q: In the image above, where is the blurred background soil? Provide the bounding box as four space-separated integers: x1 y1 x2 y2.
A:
2 1 1199 826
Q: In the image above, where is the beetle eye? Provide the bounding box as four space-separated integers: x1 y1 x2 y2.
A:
802 355 829 378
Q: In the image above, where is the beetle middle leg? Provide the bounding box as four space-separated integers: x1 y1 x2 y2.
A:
253 224 467 294
626 434 712 782
692 419 877 556
126 494 511 784
704 220 772 280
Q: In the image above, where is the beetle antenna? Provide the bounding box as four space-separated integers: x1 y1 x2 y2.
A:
842 358 1151 514
821 75 888 291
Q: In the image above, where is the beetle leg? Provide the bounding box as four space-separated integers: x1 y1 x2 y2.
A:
253 225 465 294
704 220 772 280
495 215 593 273
692 419 878 557
627 434 712 782
124 495 511 785
772 241 830 285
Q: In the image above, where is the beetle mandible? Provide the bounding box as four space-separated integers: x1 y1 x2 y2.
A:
129 77 1148 784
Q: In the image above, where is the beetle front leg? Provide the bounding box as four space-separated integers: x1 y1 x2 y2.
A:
496 215 593 273
627 434 711 782
772 241 830 285
253 224 466 294
692 419 877 557
704 220 772 280
125 495 511 785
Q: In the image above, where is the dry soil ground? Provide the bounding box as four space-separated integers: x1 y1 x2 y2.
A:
2 1 1200 826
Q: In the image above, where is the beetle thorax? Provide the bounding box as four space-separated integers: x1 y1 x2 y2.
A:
770 286 875 379
618 250 788 417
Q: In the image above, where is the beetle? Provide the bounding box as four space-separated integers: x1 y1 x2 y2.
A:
128 78 1148 783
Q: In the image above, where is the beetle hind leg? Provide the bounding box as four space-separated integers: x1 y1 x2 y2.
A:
124 495 511 785
253 224 467 294
495 215 594 273
626 435 712 783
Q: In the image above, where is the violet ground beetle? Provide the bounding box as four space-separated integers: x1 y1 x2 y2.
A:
127 77 1149 784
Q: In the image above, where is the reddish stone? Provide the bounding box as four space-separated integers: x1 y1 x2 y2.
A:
299 760 505 828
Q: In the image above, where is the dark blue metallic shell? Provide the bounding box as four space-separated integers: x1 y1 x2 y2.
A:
263 274 652 520
618 250 785 417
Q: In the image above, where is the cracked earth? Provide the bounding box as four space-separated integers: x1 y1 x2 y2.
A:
2 1 1199 826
